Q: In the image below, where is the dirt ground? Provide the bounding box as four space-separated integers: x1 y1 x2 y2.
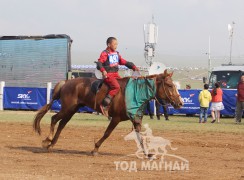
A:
0 121 243 180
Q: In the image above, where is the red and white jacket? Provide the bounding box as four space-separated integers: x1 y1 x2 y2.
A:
97 48 137 75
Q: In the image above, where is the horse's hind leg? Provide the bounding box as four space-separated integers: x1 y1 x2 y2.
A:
46 108 78 150
42 113 63 149
91 117 120 156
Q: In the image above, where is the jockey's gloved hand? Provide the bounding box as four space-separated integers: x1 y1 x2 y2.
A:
132 67 141 78
102 71 107 79
133 67 139 71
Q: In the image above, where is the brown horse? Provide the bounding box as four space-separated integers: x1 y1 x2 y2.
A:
33 70 183 155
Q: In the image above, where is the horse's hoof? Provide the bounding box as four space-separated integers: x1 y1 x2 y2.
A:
47 145 53 152
91 151 99 156
147 154 156 161
42 139 51 149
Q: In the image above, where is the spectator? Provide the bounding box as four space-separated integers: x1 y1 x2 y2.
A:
210 82 224 123
185 84 193 117
155 98 169 121
146 99 169 121
198 84 212 123
185 84 191 90
146 100 154 119
235 75 244 124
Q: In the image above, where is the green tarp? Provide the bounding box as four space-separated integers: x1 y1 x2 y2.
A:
125 78 156 120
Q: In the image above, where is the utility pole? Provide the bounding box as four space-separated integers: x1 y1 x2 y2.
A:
208 36 211 79
228 21 235 65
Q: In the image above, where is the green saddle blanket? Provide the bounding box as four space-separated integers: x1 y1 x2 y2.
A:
125 78 156 120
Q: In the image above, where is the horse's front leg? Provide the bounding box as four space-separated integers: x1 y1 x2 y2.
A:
133 118 151 158
133 117 142 132
91 117 120 156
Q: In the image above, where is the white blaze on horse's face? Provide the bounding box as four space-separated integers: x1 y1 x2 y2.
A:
157 72 183 108
171 84 183 107
164 76 184 108
177 90 184 105
174 84 184 106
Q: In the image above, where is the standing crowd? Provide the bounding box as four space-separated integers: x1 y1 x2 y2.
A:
143 75 244 124
198 74 244 124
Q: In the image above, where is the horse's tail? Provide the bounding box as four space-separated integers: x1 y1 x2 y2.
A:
33 80 66 135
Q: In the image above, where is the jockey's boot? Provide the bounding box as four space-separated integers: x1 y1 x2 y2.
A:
100 94 112 117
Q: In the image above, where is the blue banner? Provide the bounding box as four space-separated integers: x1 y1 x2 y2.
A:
50 88 94 112
51 99 94 113
221 90 237 115
40 89 240 115
2 87 238 116
161 89 237 116
168 90 201 115
3 87 46 110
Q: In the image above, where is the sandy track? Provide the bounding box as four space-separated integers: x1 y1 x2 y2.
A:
0 122 243 180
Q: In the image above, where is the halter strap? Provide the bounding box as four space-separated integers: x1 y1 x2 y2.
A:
158 78 176 106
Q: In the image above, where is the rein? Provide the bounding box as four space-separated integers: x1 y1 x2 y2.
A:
155 76 180 107
143 76 174 107
160 79 176 105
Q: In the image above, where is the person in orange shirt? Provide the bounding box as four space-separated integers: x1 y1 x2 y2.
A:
210 82 225 123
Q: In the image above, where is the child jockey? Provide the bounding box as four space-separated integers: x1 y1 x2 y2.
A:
96 37 139 116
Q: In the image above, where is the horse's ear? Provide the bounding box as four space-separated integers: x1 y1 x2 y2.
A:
169 71 174 77
164 69 167 76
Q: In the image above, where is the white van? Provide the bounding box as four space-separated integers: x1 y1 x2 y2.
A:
209 64 244 89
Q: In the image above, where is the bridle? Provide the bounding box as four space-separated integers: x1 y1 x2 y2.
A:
156 76 180 107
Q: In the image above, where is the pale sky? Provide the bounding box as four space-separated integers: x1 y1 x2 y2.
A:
1 0 244 67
